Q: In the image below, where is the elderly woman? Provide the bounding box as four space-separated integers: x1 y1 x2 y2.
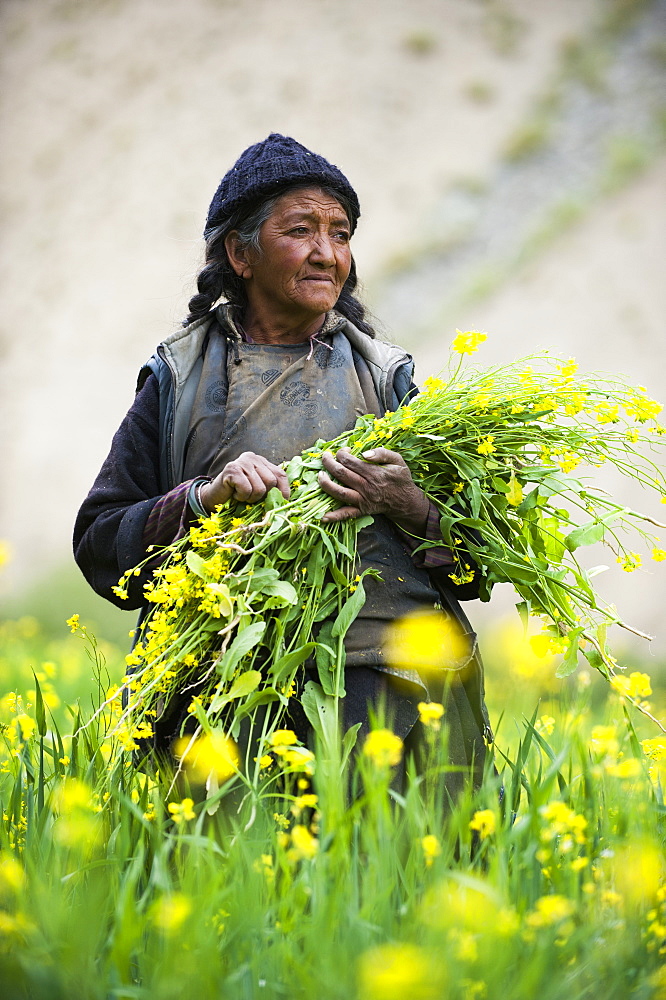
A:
74 134 491 791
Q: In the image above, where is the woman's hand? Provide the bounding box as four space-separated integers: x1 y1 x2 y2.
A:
200 452 290 511
318 447 429 534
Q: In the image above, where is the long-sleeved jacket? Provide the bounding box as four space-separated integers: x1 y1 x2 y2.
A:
73 310 491 739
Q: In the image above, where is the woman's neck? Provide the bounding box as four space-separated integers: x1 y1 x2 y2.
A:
240 307 327 345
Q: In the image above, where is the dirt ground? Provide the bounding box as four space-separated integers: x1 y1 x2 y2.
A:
1 0 664 654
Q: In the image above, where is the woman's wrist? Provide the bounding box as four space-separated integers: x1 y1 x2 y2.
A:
389 488 430 536
187 477 212 517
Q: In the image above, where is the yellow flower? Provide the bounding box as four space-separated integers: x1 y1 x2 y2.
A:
476 436 496 456
0 855 25 895
421 834 441 867
469 809 496 840
363 729 403 768
641 737 666 761
451 329 488 355
66 614 81 633
15 715 36 741
617 552 641 572
150 893 192 933
268 729 299 747
399 409 416 428
536 715 556 736
288 824 319 861
605 758 641 779
452 481 464 493
173 732 239 784
624 394 663 422
168 798 196 824
278 746 315 773
595 404 619 424
526 894 575 928
611 671 652 699
652 548 666 561
611 842 664 907
422 376 445 394
383 609 471 673
588 725 618 757
290 793 318 817
557 358 578 378
418 701 445 730
358 942 442 1000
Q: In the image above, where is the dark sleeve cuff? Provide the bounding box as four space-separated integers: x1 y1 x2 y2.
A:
142 479 195 548
396 501 456 569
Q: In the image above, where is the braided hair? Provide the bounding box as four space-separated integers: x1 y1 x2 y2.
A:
183 183 375 337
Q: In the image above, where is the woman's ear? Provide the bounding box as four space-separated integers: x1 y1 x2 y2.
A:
224 232 253 279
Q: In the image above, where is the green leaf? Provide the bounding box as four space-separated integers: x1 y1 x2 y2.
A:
507 473 523 507
234 687 284 722
270 643 316 685
209 668 263 714
469 478 482 519
32 672 47 738
341 723 361 768
354 515 374 531
314 622 345 696
215 621 266 680
515 601 529 630
583 646 607 677
228 669 262 699
261 580 298 605
286 455 304 481
264 487 287 510
301 680 339 754
246 567 279 590
564 521 606 552
185 550 209 579
516 489 539 516
555 630 583 678
331 580 366 638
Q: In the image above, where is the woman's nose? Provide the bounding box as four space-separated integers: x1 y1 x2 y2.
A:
309 233 336 265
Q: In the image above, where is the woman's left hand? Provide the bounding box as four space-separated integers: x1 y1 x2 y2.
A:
318 447 430 534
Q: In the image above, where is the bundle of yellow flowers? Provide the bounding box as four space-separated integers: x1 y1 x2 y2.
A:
106 333 665 757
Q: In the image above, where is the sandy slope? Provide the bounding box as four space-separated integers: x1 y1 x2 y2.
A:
2 0 663 657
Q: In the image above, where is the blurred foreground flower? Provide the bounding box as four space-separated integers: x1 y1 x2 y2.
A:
174 731 239 784
611 842 664 908
526 894 576 929
421 834 442 867
420 875 518 937
418 701 444 730
149 893 191 934
51 778 102 852
383 609 471 674
363 729 403 768
358 942 444 1000
469 809 496 840
168 798 196 824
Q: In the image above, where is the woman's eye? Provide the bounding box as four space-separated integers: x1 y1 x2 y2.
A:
290 226 310 235
333 230 350 242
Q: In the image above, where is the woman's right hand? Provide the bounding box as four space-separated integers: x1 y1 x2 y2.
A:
199 452 290 512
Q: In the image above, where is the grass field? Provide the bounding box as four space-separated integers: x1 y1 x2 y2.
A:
0 605 665 1000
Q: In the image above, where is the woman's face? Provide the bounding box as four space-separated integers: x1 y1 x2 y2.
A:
235 186 352 327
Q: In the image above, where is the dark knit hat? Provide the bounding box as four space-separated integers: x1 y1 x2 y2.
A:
204 133 360 237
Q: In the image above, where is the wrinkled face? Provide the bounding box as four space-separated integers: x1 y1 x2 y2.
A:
242 186 352 324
